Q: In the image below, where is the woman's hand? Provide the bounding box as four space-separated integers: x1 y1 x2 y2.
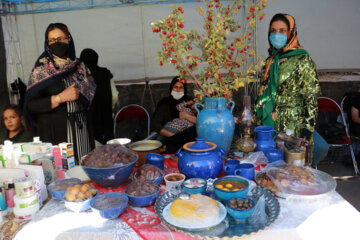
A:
179 111 197 124
59 83 79 102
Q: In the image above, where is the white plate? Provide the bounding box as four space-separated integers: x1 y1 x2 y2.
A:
162 200 227 230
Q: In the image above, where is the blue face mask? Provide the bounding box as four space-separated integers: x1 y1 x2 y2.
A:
269 33 288 49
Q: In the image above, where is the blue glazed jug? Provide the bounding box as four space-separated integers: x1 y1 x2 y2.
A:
195 97 235 153
254 126 277 151
175 138 225 180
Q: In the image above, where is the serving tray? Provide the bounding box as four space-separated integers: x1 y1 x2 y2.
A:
154 186 280 239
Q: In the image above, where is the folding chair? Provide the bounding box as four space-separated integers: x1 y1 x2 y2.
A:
341 95 360 158
113 104 150 141
318 97 359 175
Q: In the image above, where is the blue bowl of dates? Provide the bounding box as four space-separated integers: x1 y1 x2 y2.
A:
47 178 82 200
81 144 138 188
213 176 249 201
90 192 128 219
124 179 160 207
133 164 165 186
226 197 255 222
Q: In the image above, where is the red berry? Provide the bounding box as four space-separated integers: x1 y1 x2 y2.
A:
246 16 250 20
237 37 241 41
162 31 167 35
214 0 219 2
166 20 170 24
215 4 219 8
172 32 176 36
250 6 255 13
168 24 172 27
180 35 185 39
171 59 177 64
197 36 201 40
249 53 253 57
238 25 241 28
242 58 245 62
160 61 163 66
238 5 242 9
248 37 251 41
260 16 264 21
249 33 252 36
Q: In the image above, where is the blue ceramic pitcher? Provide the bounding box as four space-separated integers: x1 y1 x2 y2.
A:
254 126 277 151
195 97 235 153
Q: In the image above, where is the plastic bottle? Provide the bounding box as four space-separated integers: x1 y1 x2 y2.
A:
0 186 7 211
5 182 15 209
3 140 17 168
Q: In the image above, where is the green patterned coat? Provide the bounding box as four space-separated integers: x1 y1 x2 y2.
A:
257 54 321 138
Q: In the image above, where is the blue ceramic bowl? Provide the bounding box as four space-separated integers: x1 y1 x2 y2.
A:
264 149 284 163
182 178 207 194
90 192 128 219
81 155 138 188
63 189 99 212
133 169 165 186
125 186 160 207
48 178 82 200
226 197 255 222
213 176 249 201
145 153 165 170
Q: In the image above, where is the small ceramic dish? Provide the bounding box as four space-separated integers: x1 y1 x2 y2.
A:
226 197 255 222
182 178 207 194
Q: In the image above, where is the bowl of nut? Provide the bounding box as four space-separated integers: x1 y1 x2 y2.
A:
133 164 165 186
124 179 160 207
213 176 249 201
226 197 255 222
81 144 138 188
63 183 98 212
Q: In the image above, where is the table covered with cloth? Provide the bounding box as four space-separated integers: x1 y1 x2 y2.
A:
13 157 360 240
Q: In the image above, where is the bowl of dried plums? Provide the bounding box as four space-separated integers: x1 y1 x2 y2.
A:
81 144 138 188
133 164 165 186
124 179 160 207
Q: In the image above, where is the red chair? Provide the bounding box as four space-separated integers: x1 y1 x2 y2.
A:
318 97 359 175
113 104 150 140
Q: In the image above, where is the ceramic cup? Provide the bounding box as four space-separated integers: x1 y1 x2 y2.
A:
223 159 240 175
164 173 186 194
145 153 165 170
234 163 255 180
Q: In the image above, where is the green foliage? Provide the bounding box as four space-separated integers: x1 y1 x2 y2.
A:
152 0 268 101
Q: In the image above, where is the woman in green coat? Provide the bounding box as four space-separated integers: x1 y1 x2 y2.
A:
255 13 327 167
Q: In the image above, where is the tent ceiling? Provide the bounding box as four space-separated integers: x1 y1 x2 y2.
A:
0 0 197 15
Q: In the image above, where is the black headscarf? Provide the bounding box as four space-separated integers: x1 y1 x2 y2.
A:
155 76 190 119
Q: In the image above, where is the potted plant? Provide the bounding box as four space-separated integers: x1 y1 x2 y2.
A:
152 0 268 152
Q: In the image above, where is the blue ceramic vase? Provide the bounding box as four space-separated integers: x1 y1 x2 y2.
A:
175 138 225 180
195 97 235 153
254 126 277 151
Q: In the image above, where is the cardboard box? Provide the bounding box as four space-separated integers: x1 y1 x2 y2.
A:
58 143 74 157
62 155 75 170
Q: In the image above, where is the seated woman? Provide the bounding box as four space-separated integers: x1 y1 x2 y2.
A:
160 100 196 137
0 104 33 143
151 76 197 153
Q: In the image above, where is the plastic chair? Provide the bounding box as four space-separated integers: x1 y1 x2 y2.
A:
317 97 359 175
113 104 150 141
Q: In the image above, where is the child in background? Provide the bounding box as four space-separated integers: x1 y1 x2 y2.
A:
0 104 33 143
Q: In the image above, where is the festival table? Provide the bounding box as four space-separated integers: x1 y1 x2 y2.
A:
13 157 360 240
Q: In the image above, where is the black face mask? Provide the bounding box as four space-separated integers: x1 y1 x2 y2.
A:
49 42 69 59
